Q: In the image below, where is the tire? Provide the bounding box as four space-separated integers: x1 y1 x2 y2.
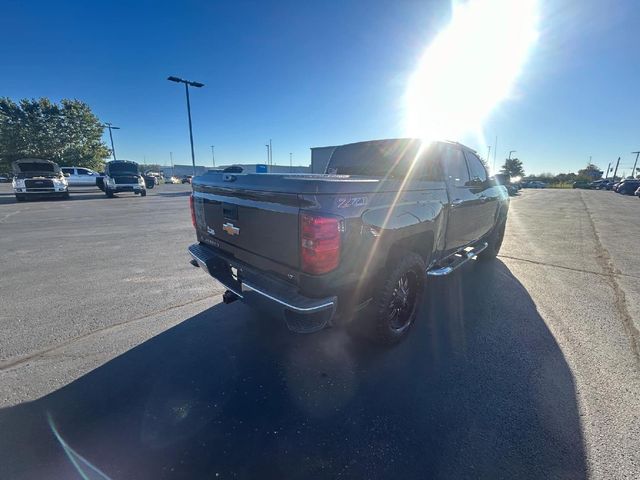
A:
15 194 26 202
140 190 147 197
372 252 425 345
105 188 114 198
61 192 70 200
479 219 506 260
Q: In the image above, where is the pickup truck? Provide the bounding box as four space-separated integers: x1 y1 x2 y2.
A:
11 158 70 201
188 138 509 343
103 160 147 197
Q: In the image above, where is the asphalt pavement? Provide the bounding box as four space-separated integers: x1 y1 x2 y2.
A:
0 185 639 479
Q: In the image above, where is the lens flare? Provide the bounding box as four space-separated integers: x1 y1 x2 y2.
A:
404 0 539 141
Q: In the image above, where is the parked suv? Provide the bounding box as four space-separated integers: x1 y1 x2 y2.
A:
60 166 101 187
616 179 640 195
103 160 147 197
11 158 69 201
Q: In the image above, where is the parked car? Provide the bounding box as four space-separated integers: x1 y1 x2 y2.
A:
526 181 547 188
168 176 182 184
616 179 640 195
188 138 509 344
143 175 156 189
11 158 69 201
181 175 193 184
103 160 147 197
144 172 161 185
572 180 591 189
0 174 11 183
60 166 101 187
589 180 608 189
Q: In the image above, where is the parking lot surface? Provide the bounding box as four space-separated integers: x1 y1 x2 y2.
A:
0 186 639 479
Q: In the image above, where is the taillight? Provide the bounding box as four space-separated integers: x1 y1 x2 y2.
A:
189 195 196 228
300 213 342 275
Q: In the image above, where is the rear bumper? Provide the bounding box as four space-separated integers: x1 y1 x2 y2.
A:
188 243 336 333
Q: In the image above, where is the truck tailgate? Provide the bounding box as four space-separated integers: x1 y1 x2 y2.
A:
196 186 301 269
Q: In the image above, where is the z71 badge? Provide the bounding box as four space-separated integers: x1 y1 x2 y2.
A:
336 196 368 208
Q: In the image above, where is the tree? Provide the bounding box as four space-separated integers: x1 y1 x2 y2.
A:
0 97 110 172
576 162 603 180
500 158 525 178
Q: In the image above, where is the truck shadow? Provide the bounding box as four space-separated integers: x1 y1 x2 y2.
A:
0 260 587 479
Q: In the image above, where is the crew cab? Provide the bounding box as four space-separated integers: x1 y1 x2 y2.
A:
11 158 69 201
188 139 509 343
103 160 147 197
60 166 101 187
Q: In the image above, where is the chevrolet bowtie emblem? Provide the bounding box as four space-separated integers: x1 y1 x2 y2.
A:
222 222 240 236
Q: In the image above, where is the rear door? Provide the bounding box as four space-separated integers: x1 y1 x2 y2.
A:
443 145 488 253
75 167 97 186
463 149 498 239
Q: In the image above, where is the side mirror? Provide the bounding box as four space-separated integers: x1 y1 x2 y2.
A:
64 173 70 177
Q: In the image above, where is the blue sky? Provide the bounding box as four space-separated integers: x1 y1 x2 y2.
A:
1 0 639 175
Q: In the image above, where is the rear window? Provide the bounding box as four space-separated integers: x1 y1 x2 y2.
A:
326 139 439 179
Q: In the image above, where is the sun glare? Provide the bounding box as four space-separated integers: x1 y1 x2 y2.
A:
404 0 539 141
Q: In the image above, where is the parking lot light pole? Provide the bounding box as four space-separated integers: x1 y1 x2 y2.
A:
265 144 270 169
103 123 120 160
508 150 516 160
167 76 205 176
612 157 620 180
210 145 215 168
632 151 640 179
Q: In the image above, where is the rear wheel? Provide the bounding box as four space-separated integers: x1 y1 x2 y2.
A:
140 189 147 197
105 188 114 198
372 252 425 344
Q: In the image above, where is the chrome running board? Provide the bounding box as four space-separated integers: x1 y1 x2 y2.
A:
426 242 488 277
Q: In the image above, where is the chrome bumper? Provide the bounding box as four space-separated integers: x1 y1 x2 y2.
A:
188 243 336 333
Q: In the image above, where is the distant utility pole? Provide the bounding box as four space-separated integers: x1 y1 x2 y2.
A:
265 144 270 165
170 151 174 172
103 122 120 160
269 139 273 167
508 150 516 160
210 145 215 168
290 152 293 172
612 156 620 180
605 162 611 179
589 155 592 165
493 135 498 172
632 151 640 178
